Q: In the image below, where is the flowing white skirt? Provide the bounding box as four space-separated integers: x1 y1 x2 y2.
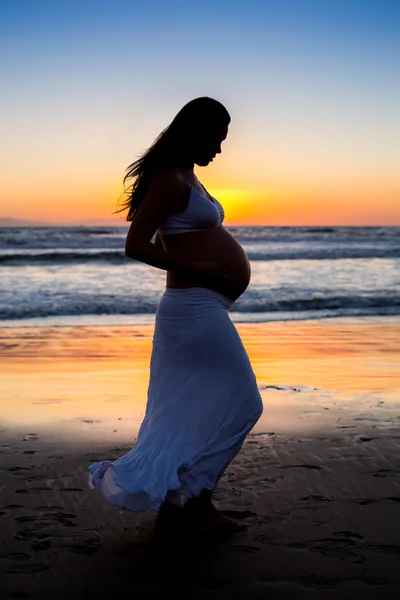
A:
87 286 263 512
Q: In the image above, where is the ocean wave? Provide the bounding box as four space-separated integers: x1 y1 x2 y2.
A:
0 227 125 250
0 250 128 265
1 293 399 321
231 225 400 242
1 246 400 265
1 226 400 252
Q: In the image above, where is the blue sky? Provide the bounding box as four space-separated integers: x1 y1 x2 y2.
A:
1 0 399 224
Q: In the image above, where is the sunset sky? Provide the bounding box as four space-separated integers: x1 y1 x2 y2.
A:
1 0 399 226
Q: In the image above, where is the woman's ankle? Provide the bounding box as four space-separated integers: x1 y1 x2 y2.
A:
185 488 213 508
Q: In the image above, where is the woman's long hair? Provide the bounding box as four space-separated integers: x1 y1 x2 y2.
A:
116 97 230 221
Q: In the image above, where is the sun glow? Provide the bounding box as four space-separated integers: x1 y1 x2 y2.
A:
210 188 286 225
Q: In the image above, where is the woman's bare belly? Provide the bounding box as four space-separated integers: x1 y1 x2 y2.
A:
161 225 251 302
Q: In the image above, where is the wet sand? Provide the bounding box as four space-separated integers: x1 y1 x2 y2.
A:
1 318 400 599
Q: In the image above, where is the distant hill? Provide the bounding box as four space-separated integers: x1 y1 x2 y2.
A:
0 217 127 228
0 217 56 227
75 218 128 227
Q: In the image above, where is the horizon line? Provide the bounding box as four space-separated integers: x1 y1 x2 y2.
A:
1 218 399 229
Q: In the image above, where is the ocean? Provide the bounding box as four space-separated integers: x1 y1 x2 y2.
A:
0 225 399 326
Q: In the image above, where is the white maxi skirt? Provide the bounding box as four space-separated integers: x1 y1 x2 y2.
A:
87 286 263 512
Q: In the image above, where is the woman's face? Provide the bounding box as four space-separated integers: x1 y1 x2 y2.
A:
194 124 229 167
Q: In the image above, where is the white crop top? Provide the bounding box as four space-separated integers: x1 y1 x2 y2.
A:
158 184 225 235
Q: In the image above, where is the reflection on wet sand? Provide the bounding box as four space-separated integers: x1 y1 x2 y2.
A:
0 318 399 441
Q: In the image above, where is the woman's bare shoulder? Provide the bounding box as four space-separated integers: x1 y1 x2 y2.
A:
148 167 187 203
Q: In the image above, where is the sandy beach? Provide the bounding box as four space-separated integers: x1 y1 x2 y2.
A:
1 317 400 599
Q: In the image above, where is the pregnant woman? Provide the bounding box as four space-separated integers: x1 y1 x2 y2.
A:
88 97 263 535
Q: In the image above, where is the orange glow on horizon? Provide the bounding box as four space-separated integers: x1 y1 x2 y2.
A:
209 186 400 226
2 179 399 226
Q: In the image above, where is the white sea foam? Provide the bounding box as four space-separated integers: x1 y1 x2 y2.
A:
1 226 399 324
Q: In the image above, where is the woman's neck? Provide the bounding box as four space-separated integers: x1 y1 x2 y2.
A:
173 158 194 173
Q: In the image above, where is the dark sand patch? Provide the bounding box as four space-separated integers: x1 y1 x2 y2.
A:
1 423 400 600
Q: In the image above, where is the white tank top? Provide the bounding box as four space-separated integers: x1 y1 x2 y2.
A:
158 184 225 236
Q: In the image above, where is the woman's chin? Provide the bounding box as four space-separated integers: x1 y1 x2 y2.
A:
196 158 213 167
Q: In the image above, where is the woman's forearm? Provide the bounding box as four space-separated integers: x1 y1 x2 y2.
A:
125 240 198 279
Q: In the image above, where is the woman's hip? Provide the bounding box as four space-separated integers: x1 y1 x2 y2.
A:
156 286 234 321
151 287 252 374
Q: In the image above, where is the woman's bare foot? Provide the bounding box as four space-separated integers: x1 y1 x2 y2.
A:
156 491 245 536
184 502 244 534
182 490 245 535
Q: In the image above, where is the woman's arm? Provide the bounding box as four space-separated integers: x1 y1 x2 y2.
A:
125 170 234 287
125 171 198 279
